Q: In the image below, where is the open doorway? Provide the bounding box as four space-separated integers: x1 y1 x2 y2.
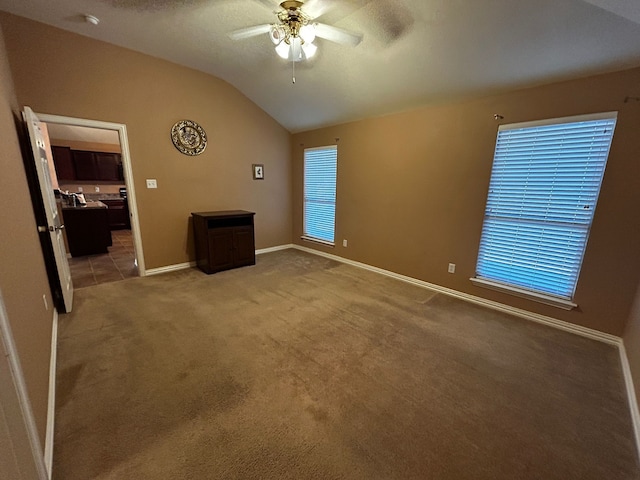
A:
37 113 145 287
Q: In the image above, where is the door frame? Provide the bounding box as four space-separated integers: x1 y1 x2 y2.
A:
36 113 146 276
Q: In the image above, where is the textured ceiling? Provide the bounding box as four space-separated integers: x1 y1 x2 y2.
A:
1 0 640 132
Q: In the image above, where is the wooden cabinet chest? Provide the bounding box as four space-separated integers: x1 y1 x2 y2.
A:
191 211 256 274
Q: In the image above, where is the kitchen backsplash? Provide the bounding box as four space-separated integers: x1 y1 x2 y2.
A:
58 184 124 196
84 193 123 200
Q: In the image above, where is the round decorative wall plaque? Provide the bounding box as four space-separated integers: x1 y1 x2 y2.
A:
170 119 207 156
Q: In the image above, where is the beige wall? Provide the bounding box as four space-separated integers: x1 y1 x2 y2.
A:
293 68 640 336
0 13 293 270
625 282 640 407
0 22 53 447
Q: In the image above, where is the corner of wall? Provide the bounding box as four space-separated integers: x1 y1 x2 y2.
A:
622 282 640 460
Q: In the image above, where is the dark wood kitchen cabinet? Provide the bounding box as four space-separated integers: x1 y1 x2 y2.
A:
51 146 76 181
192 211 255 274
72 150 98 180
95 153 123 181
51 148 123 182
101 199 131 230
73 150 123 182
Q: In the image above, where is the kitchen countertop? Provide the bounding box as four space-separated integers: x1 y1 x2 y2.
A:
61 200 108 210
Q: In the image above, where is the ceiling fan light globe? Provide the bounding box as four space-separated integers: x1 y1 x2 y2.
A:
301 42 317 59
299 24 316 43
275 41 290 59
269 25 286 45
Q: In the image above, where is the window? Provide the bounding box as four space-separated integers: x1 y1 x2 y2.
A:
303 145 337 245
472 112 617 309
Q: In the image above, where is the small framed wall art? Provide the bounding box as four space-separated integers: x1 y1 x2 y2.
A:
252 164 264 180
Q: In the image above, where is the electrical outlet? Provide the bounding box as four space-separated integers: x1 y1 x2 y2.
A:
448 263 456 274
77 186 83 192
343 239 348 247
95 186 100 192
146 179 158 189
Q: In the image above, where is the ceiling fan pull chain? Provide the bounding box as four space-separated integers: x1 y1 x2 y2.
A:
292 56 296 84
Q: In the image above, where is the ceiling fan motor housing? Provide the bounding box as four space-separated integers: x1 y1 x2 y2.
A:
278 0 310 41
280 1 304 11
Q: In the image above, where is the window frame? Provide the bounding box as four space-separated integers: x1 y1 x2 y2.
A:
302 145 338 246
471 112 617 310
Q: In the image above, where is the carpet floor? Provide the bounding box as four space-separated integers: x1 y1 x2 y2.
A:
54 249 640 479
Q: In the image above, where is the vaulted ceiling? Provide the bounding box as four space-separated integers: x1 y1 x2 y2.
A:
1 0 639 132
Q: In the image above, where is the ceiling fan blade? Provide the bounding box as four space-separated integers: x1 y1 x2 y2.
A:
302 0 336 20
228 24 272 41
313 22 363 46
249 0 280 11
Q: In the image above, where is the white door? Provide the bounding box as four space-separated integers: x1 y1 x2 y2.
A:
23 107 73 312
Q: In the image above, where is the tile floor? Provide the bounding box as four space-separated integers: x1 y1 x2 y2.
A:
68 229 138 289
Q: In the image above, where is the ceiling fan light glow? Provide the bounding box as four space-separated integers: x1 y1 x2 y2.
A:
299 24 316 43
301 42 317 59
275 41 290 59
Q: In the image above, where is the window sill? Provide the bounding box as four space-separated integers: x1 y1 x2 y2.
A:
470 277 577 310
301 236 335 248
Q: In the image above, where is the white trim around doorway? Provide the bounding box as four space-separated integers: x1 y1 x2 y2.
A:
35 113 146 276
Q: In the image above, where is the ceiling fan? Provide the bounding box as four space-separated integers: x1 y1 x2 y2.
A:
228 0 363 63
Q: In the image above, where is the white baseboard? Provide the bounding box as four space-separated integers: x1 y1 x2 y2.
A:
291 244 620 345
145 261 196 276
144 245 294 276
44 309 58 479
256 244 294 255
619 342 640 460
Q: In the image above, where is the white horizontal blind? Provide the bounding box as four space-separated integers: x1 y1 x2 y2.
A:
476 113 616 300
304 146 337 244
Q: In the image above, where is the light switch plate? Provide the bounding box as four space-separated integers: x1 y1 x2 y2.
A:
146 179 158 189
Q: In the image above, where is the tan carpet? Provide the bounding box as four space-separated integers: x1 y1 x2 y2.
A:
54 249 640 479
